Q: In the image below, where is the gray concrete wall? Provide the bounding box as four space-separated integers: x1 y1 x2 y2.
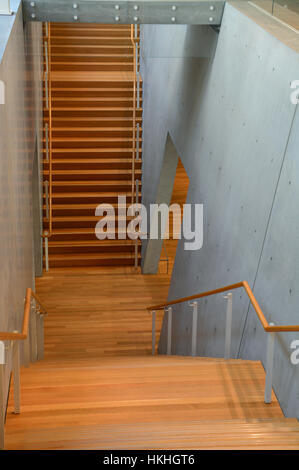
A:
141 3 299 417
0 0 43 391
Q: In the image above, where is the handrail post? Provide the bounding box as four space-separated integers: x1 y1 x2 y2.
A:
37 312 45 361
166 307 172 355
0 341 5 449
136 123 140 160
134 179 139 270
44 231 49 272
189 301 198 356
223 292 233 359
151 311 156 355
12 337 20 414
45 123 49 162
44 181 49 219
265 323 276 404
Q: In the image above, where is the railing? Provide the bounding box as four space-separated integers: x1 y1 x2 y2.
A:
0 288 47 449
130 24 141 269
250 0 299 32
147 281 299 404
43 22 53 271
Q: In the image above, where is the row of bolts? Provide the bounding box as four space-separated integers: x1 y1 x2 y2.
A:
29 2 217 23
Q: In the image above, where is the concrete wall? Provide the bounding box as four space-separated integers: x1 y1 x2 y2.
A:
141 3 299 417
0 1 43 393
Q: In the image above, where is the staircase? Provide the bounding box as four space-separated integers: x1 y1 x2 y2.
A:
4 269 299 449
43 23 142 268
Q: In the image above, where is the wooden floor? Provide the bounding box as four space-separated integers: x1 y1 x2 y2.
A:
35 267 169 358
4 267 299 449
5 355 299 449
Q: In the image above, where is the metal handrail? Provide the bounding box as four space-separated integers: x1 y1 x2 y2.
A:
148 280 299 404
0 288 47 448
130 24 139 206
0 288 48 341
43 22 53 271
147 280 299 333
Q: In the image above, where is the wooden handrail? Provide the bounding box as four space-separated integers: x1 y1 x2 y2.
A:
147 281 299 333
43 22 53 239
0 288 48 341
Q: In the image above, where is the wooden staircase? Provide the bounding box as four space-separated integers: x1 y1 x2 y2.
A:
43 23 142 268
4 269 299 449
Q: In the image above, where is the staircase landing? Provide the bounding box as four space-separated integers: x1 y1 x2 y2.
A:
6 355 299 449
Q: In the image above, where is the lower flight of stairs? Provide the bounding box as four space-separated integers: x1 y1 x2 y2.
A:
43 23 142 268
5 355 299 449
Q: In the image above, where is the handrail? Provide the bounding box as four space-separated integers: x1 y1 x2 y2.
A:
0 288 48 341
43 22 53 239
130 24 138 206
147 281 299 333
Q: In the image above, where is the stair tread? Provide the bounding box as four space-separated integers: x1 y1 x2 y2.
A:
52 71 136 81
45 253 139 260
43 148 141 153
44 158 140 163
44 137 142 142
47 240 137 247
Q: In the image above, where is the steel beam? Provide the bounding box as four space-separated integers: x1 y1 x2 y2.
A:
0 0 12 15
22 0 225 24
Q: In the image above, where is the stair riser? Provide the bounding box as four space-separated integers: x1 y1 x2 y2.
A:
46 195 139 204
44 221 139 229
45 245 140 254
43 150 142 158
51 80 135 89
49 56 134 63
51 90 141 98
50 29 132 38
43 172 141 181
44 100 141 108
48 119 142 128
43 161 142 170
51 130 142 138
45 258 138 267
46 110 142 119
51 63 134 72
44 207 135 217
51 46 135 55
48 140 142 150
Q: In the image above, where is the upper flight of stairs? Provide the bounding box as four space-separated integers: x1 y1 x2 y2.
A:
43 23 142 268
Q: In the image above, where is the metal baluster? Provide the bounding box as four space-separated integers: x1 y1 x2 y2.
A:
189 301 198 356
137 73 140 109
44 41 49 74
29 301 38 362
45 71 49 109
12 337 20 414
166 307 173 355
151 311 156 355
44 232 49 272
44 181 49 219
136 123 140 160
37 313 45 361
45 123 49 161
0 341 5 449
265 323 276 404
223 292 233 359
134 179 139 269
